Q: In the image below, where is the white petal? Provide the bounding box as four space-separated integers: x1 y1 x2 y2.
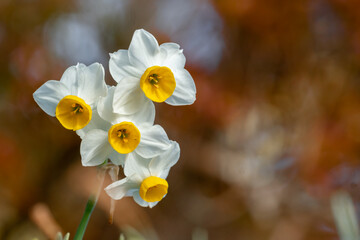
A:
76 110 111 139
129 99 155 126
97 86 121 125
105 177 139 200
136 125 171 158
132 191 160 208
97 86 115 121
60 63 107 106
149 141 180 178
78 63 108 105
124 153 150 180
109 49 142 82
112 77 146 115
148 201 160 208
128 29 160 69
132 191 150 207
80 129 112 166
108 150 127 166
158 169 171 180
160 42 186 69
98 85 155 126
165 69 196 106
59 65 77 93
33 80 68 117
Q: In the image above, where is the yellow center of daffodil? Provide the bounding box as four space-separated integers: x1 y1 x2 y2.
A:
140 66 176 102
139 176 168 202
55 95 92 131
108 122 141 154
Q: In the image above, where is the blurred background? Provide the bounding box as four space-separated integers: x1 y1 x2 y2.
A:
1 0 360 239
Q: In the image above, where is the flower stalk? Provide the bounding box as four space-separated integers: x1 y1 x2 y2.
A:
73 196 97 240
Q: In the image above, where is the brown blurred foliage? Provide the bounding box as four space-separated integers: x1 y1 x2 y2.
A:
1 0 360 239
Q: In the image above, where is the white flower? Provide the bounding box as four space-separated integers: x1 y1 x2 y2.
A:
33 63 107 131
80 86 172 166
109 29 196 115
105 141 180 208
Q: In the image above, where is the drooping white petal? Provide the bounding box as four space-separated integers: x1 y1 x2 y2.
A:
112 77 147 115
148 201 160 208
109 49 142 82
60 63 107 106
165 69 196 106
124 153 150 180
105 177 139 200
128 29 160 69
80 129 112 166
149 141 180 178
132 191 150 207
160 43 186 69
132 191 160 208
33 80 69 117
135 125 171 158
76 110 111 139
108 150 127 166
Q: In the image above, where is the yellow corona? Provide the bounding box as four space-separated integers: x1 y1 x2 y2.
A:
140 66 176 102
108 122 141 154
139 176 168 202
55 95 92 131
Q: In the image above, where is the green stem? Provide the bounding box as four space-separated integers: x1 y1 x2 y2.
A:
73 196 97 240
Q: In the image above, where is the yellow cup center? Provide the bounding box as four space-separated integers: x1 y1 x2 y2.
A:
55 95 92 131
140 66 176 102
139 176 168 202
108 122 141 154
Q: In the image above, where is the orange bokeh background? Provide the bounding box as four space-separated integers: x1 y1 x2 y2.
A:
1 0 360 239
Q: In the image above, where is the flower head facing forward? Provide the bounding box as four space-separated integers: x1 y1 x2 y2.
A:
56 95 92 130
105 141 180 208
33 63 107 130
79 86 172 167
109 29 196 115
140 66 176 102
108 121 141 154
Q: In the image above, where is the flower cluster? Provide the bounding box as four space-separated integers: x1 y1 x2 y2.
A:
33 29 196 208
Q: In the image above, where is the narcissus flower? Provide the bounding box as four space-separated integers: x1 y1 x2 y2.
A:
80 86 172 166
105 141 180 208
33 63 107 131
109 29 196 115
